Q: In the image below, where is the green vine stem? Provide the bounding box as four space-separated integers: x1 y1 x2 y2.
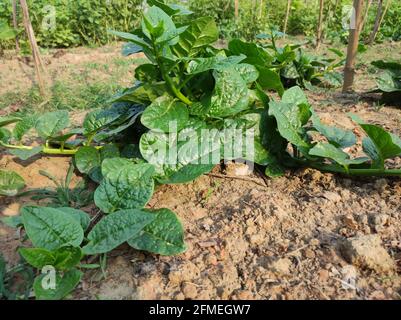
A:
0 142 102 156
307 162 401 177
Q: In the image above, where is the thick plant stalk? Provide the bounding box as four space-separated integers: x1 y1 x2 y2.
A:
283 0 292 37
19 0 46 97
369 0 392 44
316 0 325 49
12 0 20 54
342 0 363 92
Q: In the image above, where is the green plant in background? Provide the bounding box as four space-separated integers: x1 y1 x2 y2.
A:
0 1 401 300
0 19 18 55
254 29 345 88
371 59 401 105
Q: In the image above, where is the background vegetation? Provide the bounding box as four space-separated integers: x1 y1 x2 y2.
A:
0 0 400 51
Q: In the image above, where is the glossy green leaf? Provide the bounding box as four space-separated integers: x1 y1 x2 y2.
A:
128 208 186 256
311 111 356 148
82 209 155 255
13 116 38 141
234 64 259 83
56 207 91 231
19 248 56 269
228 39 272 66
187 55 245 75
141 96 189 132
21 207 84 251
350 114 401 168
53 247 82 270
0 170 25 196
309 143 369 168
35 111 70 139
268 101 310 150
174 17 218 56
157 164 215 184
209 66 250 117
9 146 43 161
94 161 155 213
257 67 284 96
33 268 82 300
75 146 100 174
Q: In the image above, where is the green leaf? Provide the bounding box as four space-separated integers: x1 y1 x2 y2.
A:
0 116 21 127
376 70 401 93
56 207 91 231
0 170 25 196
135 64 160 83
209 66 250 117
108 30 150 49
83 108 121 136
128 208 186 256
157 164 214 184
350 114 401 168
21 207 84 251
311 111 356 148
35 111 70 139
174 17 218 57
281 86 309 105
141 96 189 133
265 163 285 178
256 67 284 96
94 161 155 213
19 248 56 269
228 39 272 66
0 128 11 143
33 268 82 300
13 116 38 141
82 209 156 255
323 72 343 87
142 6 182 45
110 83 167 105
9 146 43 161
53 247 82 270
268 101 310 150
187 55 245 75
75 147 100 174
309 143 369 168
147 0 193 16
234 64 259 83
122 42 143 56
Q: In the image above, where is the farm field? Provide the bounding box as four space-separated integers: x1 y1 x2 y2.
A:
1 0 401 303
1 39 401 300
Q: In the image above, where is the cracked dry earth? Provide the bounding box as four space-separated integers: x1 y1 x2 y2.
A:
1 91 401 300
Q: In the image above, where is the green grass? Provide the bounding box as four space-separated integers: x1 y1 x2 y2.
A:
0 52 135 117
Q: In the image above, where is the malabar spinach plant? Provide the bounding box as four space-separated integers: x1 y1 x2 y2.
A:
0 1 400 300
371 59 401 106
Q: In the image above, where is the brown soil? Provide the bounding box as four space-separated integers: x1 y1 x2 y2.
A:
1 42 401 300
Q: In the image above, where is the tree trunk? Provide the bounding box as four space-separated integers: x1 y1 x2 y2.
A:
283 0 292 36
367 0 383 44
19 0 46 97
12 0 20 54
343 0 363 92
316 0 325 49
